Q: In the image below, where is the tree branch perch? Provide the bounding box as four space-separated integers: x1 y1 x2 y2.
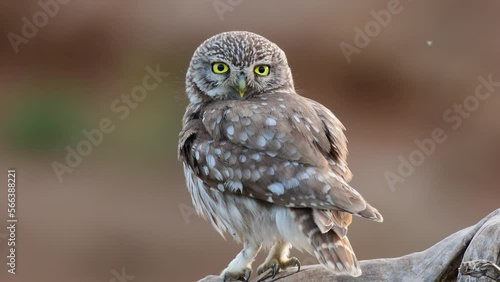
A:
199 209 500 282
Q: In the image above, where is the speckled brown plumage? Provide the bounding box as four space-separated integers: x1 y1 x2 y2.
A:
178 31 383 281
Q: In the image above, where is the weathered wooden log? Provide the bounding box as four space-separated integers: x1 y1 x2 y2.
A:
460 260 500 281
199 208 500 282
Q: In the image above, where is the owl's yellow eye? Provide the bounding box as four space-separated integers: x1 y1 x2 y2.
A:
212 62 229 74
254 65 270 76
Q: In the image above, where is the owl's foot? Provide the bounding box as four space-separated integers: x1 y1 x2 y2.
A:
256 256 300 280
221 266 252 282
221 242 261 281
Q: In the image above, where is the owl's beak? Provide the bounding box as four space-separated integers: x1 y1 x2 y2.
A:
236 77 247 97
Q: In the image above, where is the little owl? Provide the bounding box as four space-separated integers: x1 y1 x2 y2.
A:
178 31 383 281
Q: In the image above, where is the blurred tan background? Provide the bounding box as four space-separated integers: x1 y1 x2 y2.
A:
0 1 499 281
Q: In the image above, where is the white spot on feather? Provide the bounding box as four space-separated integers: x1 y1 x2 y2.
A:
239 155 247 162
268 183 285 195
206 155 216 167
227 181 243 193
217 183 224 191
256 136 266 147
265 117 277 126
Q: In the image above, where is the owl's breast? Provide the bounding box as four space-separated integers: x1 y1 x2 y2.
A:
183 163 285 245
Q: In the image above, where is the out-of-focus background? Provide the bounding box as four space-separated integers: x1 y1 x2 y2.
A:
0 1 499 281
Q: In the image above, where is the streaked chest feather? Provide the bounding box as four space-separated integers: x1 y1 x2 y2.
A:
183 165 307 248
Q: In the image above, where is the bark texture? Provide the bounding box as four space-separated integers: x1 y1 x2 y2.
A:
199 208 500 282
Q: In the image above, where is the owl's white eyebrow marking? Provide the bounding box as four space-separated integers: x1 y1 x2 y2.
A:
265 117 277 126
268 183 285 195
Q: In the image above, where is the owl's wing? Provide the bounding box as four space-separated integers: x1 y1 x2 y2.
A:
179 97 382 221
305 98 353 182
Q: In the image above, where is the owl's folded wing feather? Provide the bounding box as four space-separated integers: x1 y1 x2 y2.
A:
305 98 353 182
179 111 382 221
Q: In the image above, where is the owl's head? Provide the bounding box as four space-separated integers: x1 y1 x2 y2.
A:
186 31 294 104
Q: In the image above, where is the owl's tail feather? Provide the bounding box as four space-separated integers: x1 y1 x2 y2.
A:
293 209 362 276
357 203 384 222
312 229 361 276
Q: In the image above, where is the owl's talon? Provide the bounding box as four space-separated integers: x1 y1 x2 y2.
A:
271 264 279 278
257 257 301 280
222 266 252 282
290 257 301 272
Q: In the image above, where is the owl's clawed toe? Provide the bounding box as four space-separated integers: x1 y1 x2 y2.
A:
287 257 301 272
257 257 301 281
257 259 279 279
221 267 252 282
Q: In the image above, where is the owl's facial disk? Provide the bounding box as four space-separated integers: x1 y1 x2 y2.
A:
187 31 294 104
203 60 274 100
